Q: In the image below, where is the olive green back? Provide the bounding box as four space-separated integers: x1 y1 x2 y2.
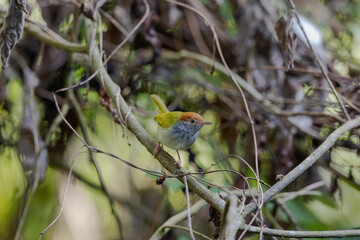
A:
154 111 183 129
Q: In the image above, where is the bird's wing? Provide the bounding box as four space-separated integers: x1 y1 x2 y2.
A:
154 112 183 129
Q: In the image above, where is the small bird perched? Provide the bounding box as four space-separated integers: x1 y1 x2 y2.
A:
151 94 212 165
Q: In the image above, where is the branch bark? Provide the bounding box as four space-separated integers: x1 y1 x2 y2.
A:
84 19 226 213
241 225 360 238
238 117 360 231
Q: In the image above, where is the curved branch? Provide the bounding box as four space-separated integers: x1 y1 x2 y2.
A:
84 19 226 213
241 117 360 219
66 66 124 238
24 20 87 53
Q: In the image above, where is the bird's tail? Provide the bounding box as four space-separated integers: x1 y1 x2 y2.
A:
151 94 169 113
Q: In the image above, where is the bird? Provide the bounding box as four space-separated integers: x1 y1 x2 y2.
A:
151 94 213 165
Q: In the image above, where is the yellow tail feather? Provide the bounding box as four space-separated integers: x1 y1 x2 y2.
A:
151 94 169 113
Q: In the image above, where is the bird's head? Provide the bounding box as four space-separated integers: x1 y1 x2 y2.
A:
179 112 213 126
155 111 212 130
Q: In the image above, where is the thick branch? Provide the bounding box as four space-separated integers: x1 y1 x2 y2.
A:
0 13 87 53
84 19 226 213
242 117 360 217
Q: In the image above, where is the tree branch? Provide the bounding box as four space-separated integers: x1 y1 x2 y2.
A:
24 20 87 53
65 65 124 238
286 0 350 120
240 117 360 225
83 19 226 213
149 200 208 240
242 225 360 238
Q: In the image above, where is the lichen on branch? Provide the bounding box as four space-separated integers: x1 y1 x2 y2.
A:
0 0 28 69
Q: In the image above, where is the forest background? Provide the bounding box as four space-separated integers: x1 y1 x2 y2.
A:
1 0 360 239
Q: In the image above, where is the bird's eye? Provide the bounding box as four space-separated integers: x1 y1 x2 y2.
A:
190 119 196 124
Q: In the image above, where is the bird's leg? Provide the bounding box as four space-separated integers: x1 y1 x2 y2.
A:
175 150 182 166
153 141 162 156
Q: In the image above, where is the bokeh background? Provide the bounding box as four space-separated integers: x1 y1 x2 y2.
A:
1 0 360 239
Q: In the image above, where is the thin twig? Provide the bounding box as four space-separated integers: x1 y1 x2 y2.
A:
311 86 360 112
39 146 85 239
79 19 227 212
203 155 264 207
99 9 128 36
184 9 212 57
183 175 196 240
56 0 150 93
71 106 124 237
53 94 164 176
241 117 360 219
149 200 208 240
286 0 350 120
276 110 345 123
163 225 212 240
241 225 360 238
66 66 125 237
42 102 70 150
52 160 156 220
165 0 263 220
278 180 325 202
238 211 260 240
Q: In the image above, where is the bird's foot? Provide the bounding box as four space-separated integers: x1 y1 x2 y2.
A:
153 142 162 156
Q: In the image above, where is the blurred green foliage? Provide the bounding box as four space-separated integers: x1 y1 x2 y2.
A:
1 0 360 239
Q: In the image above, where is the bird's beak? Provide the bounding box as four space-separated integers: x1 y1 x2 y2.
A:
199 121 213 125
